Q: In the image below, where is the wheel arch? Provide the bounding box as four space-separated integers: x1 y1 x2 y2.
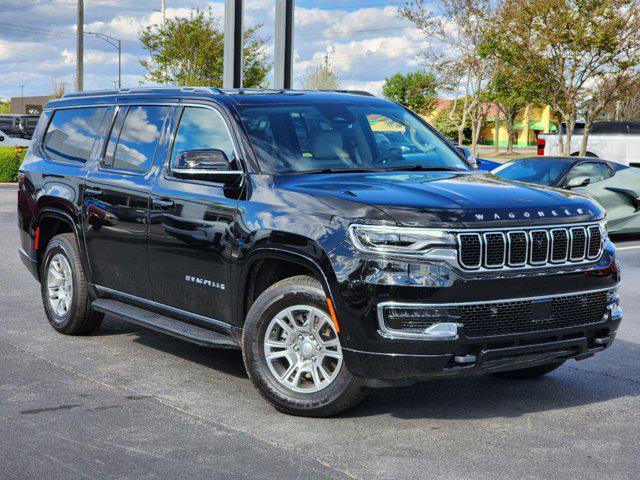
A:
235 247 339 328
35 204 88 283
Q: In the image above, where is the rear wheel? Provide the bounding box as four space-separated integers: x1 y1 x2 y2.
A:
242 275 367 417
40 233 103 335
492 361 565 379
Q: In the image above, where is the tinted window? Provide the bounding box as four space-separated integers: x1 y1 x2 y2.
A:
238 102 468 174
104 105 169 173
42 108 107 163
103 107 127 167
591 123 628 135
564 162 612 184
171 107 235 168
492 158 572 186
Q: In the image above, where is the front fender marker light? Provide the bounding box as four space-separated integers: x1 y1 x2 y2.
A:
326 298 340 333
34 226 40 250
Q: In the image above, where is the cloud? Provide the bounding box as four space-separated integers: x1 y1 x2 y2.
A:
119 106 162 144
0 1 432 99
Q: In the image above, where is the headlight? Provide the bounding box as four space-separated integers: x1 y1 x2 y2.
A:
348 224 455 257
599 220 609 240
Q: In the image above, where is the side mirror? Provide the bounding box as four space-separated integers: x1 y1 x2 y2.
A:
172 149 243 183
565 176 591 189
455 146 478 170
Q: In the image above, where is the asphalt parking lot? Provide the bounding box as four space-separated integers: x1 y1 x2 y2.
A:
1 184 639 480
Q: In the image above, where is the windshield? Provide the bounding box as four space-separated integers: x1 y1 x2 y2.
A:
237 102 469 174
492 158 572 186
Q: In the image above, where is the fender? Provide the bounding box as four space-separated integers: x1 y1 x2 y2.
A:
34 206 94 290
234 245 340 327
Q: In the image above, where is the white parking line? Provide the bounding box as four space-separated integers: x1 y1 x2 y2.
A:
617 245 640 251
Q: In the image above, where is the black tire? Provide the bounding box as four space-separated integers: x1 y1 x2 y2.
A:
242 275 367 417
492 361 565 379
40 232 103 335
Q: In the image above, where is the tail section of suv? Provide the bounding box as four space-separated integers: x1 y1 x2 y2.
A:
17 87 622 416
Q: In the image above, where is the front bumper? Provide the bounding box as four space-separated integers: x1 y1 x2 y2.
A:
342 288 622 384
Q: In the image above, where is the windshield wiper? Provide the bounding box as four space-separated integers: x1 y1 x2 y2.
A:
384 165 467 172
284 167 386 174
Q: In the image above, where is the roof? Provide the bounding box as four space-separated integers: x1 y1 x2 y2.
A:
48 87 386 109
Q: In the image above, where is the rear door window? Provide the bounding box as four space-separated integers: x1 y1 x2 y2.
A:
42 108 107 163
103 105 170 173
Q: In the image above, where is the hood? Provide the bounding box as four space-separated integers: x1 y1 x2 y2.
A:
277 171 604 227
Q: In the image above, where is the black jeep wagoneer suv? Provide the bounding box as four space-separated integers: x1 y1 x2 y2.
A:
17 88 622 416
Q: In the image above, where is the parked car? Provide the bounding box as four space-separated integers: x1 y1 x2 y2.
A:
0 127 30 148
0 114 40 140
538 121 640 167
451 144 501 171
18 88 621 417
492 156 640 234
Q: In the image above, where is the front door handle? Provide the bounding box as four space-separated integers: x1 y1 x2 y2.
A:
152 198 175 209
85 187 103 196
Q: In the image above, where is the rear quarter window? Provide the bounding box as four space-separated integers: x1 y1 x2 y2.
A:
42 107 107 163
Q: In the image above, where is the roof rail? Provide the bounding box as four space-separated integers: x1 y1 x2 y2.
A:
321 89 375 97
62 86 223 99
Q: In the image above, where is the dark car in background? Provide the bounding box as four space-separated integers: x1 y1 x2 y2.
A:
17 88 621 417
0 114 40 140
493 157 640 234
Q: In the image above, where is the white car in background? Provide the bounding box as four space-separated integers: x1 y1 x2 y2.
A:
0 128 30 148
538 121 640 167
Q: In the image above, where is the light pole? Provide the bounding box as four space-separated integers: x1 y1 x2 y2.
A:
20 85 24 114
76 0 83 91
86 32 122 89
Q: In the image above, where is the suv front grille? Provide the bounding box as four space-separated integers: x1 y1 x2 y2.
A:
457 290 609 338
457 224 603 271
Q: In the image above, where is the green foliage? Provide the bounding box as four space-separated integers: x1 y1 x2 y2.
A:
138 8 270 87
0 100 10 114
382 70 438 115
430 101 471 142
0 147 26 183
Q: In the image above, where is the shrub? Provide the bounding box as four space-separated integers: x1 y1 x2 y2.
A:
0 146 26 183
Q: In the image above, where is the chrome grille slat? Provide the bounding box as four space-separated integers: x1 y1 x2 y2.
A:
457 223 603 271
550 228 569 263
483 232 506 268
570 227 587 261
529 230 550 265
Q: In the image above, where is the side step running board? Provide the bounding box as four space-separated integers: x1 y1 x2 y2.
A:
91 299 239 349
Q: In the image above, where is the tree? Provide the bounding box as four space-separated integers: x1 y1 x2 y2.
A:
400 0 496 155
138 9 270 87
50 78 67 99
578 72 640 154
382 70 438 115
597 78 640 121
483 63 540 153
430 100 471 141
300 54 340 90
487 0 640 156
0 100 10 114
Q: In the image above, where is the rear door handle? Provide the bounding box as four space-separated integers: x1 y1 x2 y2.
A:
85 187 103 196
152 198 175 209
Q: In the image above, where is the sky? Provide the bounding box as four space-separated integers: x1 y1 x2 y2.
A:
0 0 433 101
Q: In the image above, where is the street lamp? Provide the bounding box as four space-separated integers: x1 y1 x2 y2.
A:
85 31 122 89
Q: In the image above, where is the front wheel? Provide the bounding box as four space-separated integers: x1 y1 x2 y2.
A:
242 275 367 417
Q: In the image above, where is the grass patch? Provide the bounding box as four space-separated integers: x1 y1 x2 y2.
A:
0 146 27 182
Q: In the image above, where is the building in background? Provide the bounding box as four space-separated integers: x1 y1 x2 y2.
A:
430 99 557 147
10 96 54 115
481 104 557 147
